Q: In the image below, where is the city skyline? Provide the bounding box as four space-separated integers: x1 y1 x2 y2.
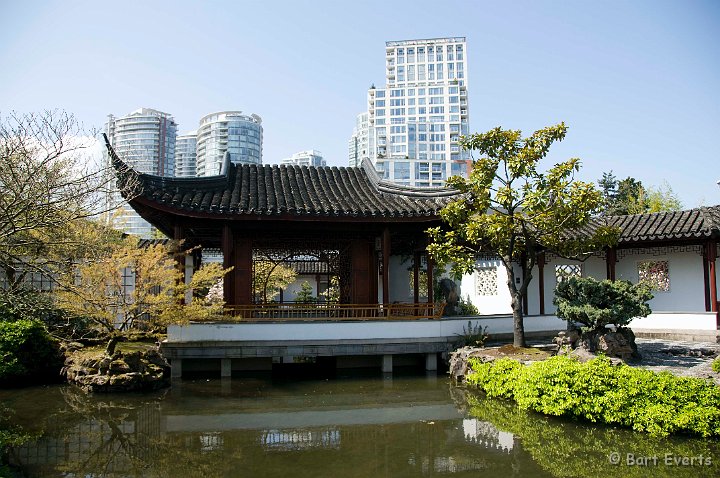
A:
1 0 719 205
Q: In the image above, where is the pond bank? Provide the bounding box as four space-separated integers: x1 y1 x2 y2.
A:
450 338 720 384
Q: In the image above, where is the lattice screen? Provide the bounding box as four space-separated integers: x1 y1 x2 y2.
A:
638 260 670 291
475 267 498 296
555 264 582 284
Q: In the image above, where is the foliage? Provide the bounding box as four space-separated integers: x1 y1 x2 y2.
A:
428 123 618 347
0 319 62 385
598 171 682 215
294 281 316 303
252 260 297 303
553 277 653 331
454 321 489 347
55 238 230 337
457 296 479 315
0 111 136 289
462 389 720 478
713 357 720 374
466 355 720 437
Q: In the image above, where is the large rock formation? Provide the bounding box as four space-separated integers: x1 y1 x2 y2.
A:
63 345 170 393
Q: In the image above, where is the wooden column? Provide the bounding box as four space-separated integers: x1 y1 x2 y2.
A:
413 251 420 303
173 225 186 304
606 247 617 281
704 240 718 323
382 228 391 305
222 225 236 306
235 238 253 305
351 239 372 304
537 252 546 315
426 252 434 304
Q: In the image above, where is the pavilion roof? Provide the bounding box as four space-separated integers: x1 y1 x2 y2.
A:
106 136 458 220
577 206 720 244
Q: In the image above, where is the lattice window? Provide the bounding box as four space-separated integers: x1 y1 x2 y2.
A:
475 267 497 296
555 264 582 284
638 260 670 291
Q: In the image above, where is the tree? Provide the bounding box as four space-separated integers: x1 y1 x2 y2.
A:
598 172 682 215
554 277 653 332
294 281 316 303
427 123 618 347
55 238 230 352
253 260 297 303
0 110 137 289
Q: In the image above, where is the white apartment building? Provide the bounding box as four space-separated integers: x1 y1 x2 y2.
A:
195 111 263 176
104 108 177 237
348 112 369 167
352 37 471 187
281 150 326 167
175 131 197 178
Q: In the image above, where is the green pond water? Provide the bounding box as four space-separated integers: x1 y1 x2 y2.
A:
1 372 718 478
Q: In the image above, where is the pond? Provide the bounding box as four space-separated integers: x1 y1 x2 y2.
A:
1 373 718 478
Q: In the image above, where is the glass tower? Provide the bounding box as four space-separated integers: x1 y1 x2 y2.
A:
195 111 263 176
104 108 177 237
280 150 326 167
351 37 470 186
175 131 197 178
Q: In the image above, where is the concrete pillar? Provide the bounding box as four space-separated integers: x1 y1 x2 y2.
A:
382 354 393 373
425 353 438 371
170 358 182 379
221 358 232 377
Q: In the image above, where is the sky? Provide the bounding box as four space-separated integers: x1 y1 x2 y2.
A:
1 0 719 207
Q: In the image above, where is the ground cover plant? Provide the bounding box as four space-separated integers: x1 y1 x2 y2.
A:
466 355 720 437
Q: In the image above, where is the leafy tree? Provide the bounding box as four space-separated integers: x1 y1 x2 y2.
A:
0 110 137 289
553 277 653 332
598 172 682 215
294 281 316 303
253 260 297 303
428 123 618 347
55 238 230 353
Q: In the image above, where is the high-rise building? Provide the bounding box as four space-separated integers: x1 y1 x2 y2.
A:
348 112 368 167
281 150 326 167
175 131 197 178
195 111 263 176
105 107 177 237
351 37 470 187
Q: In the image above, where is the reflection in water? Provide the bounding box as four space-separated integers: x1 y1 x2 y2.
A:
1 377 716 477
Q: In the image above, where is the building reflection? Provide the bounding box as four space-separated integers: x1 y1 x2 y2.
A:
7 382 537 478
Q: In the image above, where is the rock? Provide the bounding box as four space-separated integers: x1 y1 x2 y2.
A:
553 329 580 351
108 360 131 375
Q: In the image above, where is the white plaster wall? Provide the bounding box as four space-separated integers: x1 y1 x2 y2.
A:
460 259 513 315
283 275 319 302
629 312 717 331
388 255 415 303
167 315 566 343
524 251 706 314
614 251 704 312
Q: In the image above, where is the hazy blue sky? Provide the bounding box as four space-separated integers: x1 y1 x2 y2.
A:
1 0 719 206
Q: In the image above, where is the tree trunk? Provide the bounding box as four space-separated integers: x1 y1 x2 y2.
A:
511 292 527 348
105 335 119 356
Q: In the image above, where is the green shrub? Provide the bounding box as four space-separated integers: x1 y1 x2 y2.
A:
713 357 720 373
0 319 62 385
553 277 653 331
466 355 720 437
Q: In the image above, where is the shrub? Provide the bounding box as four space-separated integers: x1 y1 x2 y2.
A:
0 319 62 385
466 355 720 437
454 321 489 348
553 277 653 331
713 357 720 373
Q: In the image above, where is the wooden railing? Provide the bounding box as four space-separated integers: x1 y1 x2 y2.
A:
223 303 445 322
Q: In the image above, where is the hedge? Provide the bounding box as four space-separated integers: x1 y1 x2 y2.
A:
466 355 720 437
0 319 62 385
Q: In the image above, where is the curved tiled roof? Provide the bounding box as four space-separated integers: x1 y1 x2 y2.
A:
106 136 457 220
579 206 720 244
